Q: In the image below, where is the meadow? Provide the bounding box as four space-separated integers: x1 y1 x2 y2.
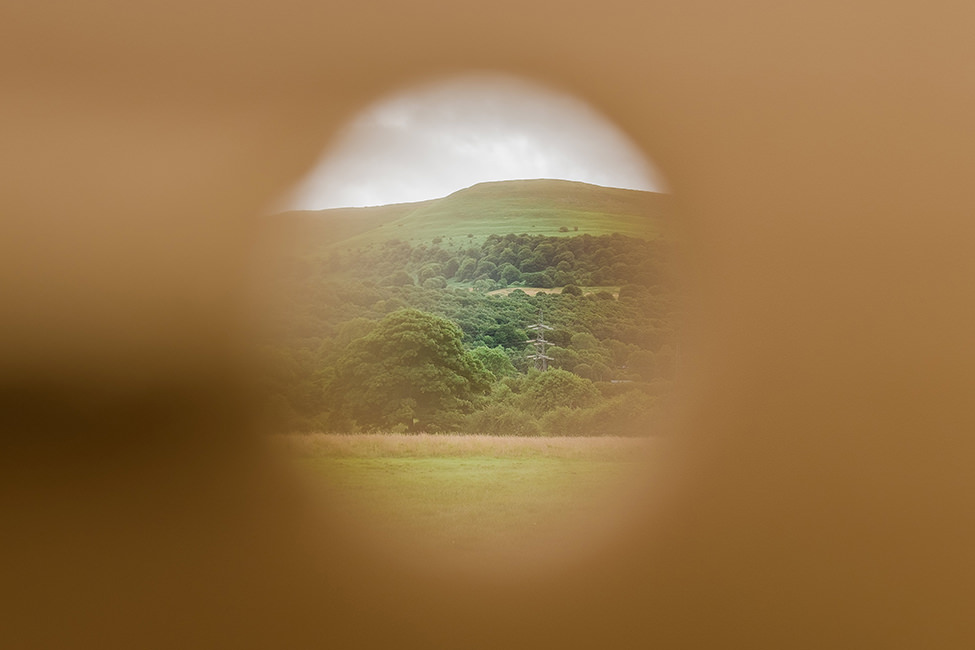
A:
278 433 653 568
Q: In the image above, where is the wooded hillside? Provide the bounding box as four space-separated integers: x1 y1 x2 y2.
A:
260 180 678 434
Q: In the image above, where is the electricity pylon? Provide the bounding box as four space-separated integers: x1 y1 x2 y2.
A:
526 310 554 371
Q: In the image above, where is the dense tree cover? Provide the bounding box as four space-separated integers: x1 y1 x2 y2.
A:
324 231 674 290
259 230 678 435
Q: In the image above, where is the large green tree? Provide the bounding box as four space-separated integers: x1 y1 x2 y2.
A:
331 309 492 431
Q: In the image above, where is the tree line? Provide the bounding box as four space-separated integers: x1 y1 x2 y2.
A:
259 231 678 435
324 231 673 291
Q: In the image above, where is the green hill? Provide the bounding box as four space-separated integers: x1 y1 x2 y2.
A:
276 179 670 253
261 179 678 433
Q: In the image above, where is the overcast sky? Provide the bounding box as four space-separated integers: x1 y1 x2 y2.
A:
282 74 667 210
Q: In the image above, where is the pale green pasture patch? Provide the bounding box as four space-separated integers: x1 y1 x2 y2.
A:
487 285 621 297
286 434 650 562
300 456 631 553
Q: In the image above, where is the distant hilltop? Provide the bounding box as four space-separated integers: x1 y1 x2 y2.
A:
273 179 671 252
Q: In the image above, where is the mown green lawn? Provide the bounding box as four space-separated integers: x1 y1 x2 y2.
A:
285 434 651 565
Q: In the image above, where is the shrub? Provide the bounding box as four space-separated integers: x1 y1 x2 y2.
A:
539 406 594 437
462 403 541 436
539 392 658 437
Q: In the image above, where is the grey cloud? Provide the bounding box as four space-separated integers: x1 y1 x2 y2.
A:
284 73 666 210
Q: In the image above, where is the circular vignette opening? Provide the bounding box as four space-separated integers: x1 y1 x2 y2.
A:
262 72 679 579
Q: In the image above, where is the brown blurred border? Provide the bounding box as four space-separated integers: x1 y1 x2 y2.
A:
4 1 975 647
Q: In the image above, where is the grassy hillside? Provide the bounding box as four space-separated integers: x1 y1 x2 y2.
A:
276 179 670 252
272 199 434 254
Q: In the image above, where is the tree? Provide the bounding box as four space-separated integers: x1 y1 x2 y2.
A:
470 345 517 380
522 271 555 288
331 309 492 431
417 263 442 284
499 263 522 285
456 257 478 281
521 369 599 416
570 332 600 350
443 257 461 278
487 322 527 349
422 276 447 289
380 270 413 287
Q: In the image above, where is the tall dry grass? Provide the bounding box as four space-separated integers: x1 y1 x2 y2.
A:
272 433 653 461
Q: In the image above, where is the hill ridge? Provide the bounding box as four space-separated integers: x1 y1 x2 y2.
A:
276 179 670 253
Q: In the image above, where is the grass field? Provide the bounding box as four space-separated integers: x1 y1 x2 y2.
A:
279 434 653 569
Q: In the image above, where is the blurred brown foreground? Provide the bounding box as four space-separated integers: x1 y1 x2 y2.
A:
4 1 975 648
